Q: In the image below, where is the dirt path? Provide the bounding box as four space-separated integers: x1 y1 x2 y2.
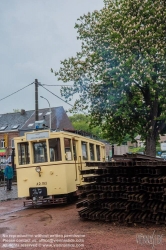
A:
0 200 166 250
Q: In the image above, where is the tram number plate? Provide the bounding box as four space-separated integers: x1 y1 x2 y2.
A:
29 187 47 197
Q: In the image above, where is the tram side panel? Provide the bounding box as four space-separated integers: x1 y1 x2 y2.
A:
65 163 81 193
14 131 106 199
16 164 68 198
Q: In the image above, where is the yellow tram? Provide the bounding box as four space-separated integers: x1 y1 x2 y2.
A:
14 129 106 206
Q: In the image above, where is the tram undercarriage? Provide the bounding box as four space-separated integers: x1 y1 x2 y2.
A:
23 191 78 207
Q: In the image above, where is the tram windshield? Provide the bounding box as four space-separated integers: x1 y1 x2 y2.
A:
33 141 47 163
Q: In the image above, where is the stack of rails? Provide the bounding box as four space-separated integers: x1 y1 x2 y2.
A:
76 154 166 225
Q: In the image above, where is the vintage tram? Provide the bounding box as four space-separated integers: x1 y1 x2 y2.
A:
14 129 106 206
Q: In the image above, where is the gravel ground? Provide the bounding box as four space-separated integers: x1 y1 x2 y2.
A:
0 200 166 250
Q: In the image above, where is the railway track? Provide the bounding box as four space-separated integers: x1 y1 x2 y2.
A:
0 207 28 218
0 205 54 224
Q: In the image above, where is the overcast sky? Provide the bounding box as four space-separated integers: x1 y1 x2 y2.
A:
0 0 104 114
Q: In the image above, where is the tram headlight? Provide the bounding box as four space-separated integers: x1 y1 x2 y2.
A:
35 166 41 176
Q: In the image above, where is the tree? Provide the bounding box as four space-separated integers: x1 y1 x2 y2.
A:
69 114 103 138
52 0 166 156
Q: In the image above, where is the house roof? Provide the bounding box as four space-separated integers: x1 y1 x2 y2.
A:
135 135 141 140
21 106 74 131
0 107 74 133
0 110 34 132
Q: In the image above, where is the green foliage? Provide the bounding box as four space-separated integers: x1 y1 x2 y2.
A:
156 146 161 153
69 114 103 138
129 145 161 155
52 0 166 156
129 147 145 154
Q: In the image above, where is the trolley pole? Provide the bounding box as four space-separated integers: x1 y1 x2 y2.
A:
35 79 39 121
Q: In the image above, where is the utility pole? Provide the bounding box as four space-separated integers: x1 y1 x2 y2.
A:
35 79 39 121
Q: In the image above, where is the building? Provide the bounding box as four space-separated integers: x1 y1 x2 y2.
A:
101 140 129 159
131 135 166 152
134 135 145 148
0 107 74 162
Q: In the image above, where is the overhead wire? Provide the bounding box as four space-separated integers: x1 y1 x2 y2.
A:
41 84 73 86
0 81 86 113
39 83 88 114
38 83 73 107
0 79 85 113
0 82 34 102
0 81 73 107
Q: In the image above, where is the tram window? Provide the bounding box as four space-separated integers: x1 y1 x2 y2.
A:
49 138 62 161
96 145 101 161
33 141 47 163
72 140 77 160
90 143 95 160
64 138 72 161
81 141 88 160
18 142 30 165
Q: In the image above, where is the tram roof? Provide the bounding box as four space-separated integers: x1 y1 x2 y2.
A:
15 129 105 145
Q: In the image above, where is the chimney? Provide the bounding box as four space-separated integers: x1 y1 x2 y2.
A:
20 109 25 115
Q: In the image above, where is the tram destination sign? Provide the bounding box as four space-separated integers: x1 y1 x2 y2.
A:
26 131 49 140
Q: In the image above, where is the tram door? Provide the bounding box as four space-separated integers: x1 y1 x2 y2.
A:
72 139 80 184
